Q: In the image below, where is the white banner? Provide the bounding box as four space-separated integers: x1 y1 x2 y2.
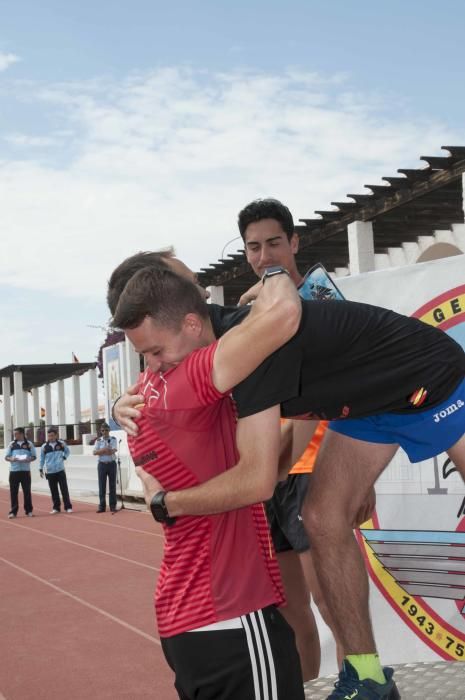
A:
313 254 465 671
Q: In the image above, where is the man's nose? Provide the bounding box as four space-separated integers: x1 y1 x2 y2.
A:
146 355 161 372
259 248 272 266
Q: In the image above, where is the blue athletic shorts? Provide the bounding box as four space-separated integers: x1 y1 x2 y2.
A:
329 378 465 463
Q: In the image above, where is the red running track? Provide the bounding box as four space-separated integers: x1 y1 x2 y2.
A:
0 487 177 700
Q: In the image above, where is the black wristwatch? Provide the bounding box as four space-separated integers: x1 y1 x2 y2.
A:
150 491 176 526
262 266 290 282
111 395 121 427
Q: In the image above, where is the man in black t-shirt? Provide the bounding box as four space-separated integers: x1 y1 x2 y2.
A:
111 250 465 700
221 292 465 699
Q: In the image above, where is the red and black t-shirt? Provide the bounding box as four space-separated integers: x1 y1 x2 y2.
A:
129 342 284 637
209 300 465 421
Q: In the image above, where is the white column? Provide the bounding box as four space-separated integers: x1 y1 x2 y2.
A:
348 221 375 274
2 376 12 444
207 285 224 305
57 379 67 440
44 384 52 431
125 338 141 388
89 368 99 434
13 371 25 429
72 374 81 440
23 391 30 427
117 341 128 393
32 387 40 442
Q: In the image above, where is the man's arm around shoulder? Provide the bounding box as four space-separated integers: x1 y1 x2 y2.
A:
212 273 301 394
137 406 281 517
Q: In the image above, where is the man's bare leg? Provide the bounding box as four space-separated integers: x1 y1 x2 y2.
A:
300 549 345 668
446 432 465 479
303 432 398 655
277 550 320 681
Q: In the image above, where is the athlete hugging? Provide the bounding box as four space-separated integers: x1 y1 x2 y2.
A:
107 200 465 700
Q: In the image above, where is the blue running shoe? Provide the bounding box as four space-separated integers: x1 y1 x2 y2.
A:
327 660 400 699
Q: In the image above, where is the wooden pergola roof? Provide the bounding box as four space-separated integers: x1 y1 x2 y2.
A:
197 146 465 305
0 363 97 394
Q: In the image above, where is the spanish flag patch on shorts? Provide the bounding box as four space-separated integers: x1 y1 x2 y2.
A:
409 386 428 407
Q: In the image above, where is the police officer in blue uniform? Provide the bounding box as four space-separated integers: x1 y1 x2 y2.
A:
93 424 118 513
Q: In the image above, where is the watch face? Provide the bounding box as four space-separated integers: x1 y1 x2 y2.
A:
150 491 176 526
150 492 166 522
151 505 164 521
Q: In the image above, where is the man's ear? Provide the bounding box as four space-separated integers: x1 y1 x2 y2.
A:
290 232 299 255
183 313 203 337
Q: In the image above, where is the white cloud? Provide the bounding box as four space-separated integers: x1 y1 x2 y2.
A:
0 66 461 310
0 52 19 71
4 132 61 147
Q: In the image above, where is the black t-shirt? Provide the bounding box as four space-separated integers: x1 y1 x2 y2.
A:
208 303 303 409
208 304 250 336
208 301 465 420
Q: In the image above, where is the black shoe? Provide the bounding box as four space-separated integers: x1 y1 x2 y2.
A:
96 508 106 513
110 507 117 513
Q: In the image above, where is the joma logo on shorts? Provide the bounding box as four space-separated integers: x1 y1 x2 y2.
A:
433 399 464 423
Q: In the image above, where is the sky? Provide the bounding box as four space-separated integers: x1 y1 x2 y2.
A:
1 0 465 386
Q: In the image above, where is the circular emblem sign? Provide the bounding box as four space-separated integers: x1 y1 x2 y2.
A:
357 284 465 660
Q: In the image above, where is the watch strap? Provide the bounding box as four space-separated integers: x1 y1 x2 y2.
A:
261 266 290 283
150 490 176 526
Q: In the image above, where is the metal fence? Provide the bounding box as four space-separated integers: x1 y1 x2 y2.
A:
1 419 108 448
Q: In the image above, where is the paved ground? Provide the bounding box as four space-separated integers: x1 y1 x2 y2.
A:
3 486 465 699
1 488 176 700
304 661 465 699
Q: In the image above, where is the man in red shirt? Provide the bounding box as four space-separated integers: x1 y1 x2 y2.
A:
112 264 305 699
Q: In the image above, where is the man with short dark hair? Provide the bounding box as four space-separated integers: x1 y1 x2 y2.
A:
107 249 181 315
40 428 73 514
111 264 305 699
5 427 36 518
236 198 345 678
93 424 118 513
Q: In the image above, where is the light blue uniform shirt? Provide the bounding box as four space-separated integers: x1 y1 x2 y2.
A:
40 440 70 474
93 436 118 463
5 439 37 472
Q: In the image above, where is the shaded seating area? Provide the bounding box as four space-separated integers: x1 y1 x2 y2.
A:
0 362 98 446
